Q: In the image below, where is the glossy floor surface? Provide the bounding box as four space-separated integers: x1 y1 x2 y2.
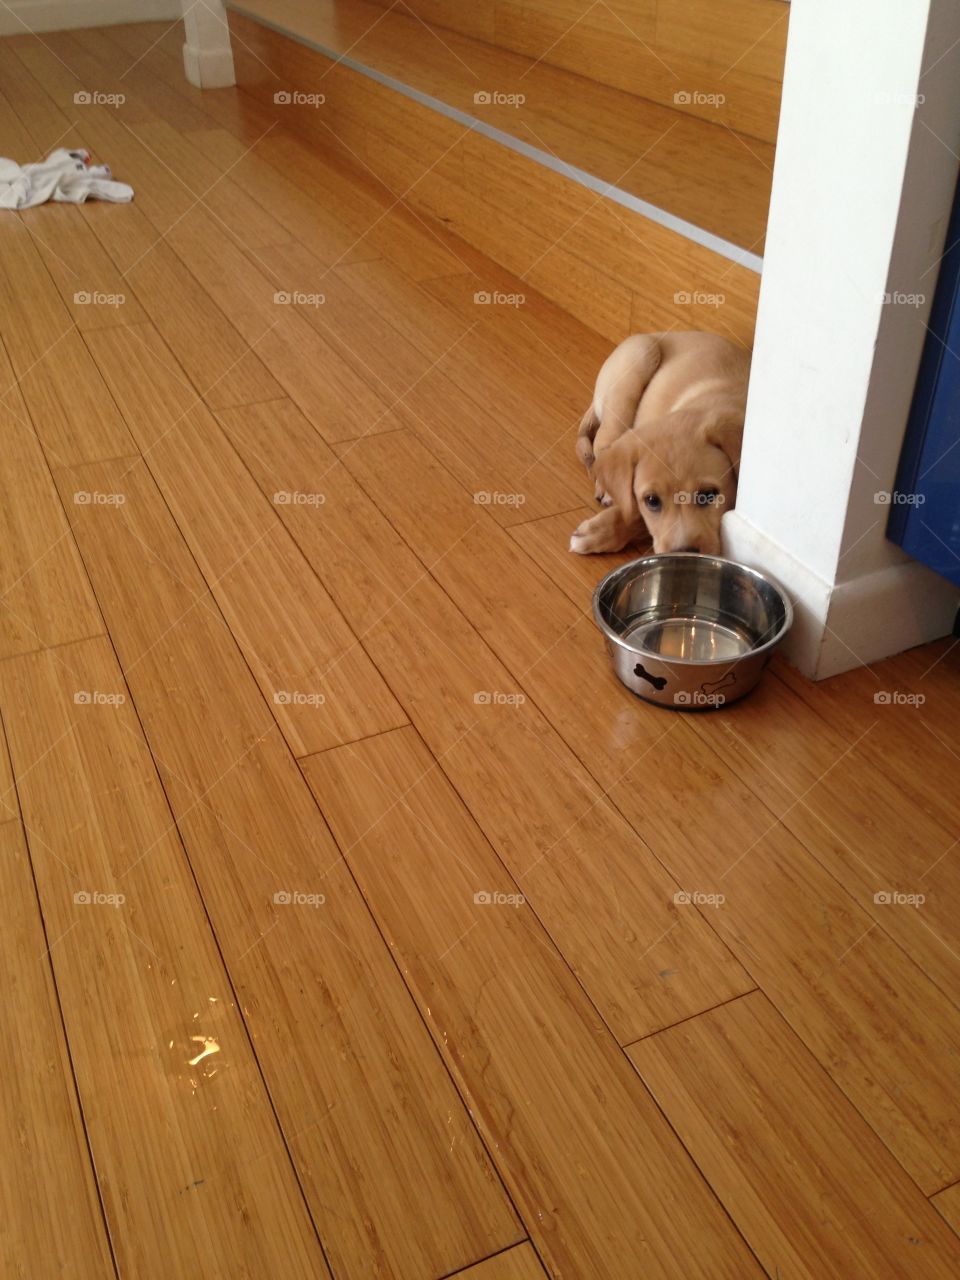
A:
229 0 778 251
0 19 959 1280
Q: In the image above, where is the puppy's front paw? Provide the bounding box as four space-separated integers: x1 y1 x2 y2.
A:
569 507 636 555
569 514 607 555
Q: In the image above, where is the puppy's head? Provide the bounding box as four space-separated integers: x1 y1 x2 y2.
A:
593 414 741 555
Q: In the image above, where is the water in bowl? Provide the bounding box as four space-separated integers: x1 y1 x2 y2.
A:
624 614 755 662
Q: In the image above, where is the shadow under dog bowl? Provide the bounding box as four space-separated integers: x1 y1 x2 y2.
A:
592 553 793 709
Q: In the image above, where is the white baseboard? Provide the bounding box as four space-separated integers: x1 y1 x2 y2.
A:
820 559 959 678
183 39 235 88
723 510 959 678
0 1 180 37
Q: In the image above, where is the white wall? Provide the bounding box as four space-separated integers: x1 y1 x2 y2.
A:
724 0 960 677
0 1 180 37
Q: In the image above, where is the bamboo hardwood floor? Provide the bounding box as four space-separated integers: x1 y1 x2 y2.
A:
0 18 958 1280
0 768 115 1277
217 0 777 248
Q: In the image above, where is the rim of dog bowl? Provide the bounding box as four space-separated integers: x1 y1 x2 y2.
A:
591 552 794 666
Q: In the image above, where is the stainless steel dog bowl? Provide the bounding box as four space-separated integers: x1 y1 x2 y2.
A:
593 553 793 709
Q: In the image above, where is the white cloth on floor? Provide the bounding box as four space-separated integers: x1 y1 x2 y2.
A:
0 147 134 210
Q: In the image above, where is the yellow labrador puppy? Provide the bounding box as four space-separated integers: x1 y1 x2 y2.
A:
571 332 749 556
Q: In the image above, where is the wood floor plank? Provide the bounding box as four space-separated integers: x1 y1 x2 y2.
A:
0 85 147 334
0 818 116 1280
107 23 286 144
304 724 762 1280
17 202 148 333
252 240 433 391
71 26 218 134
333 256 590 493
218 399 754 1042
19 67 401 439
252 129 468 280
0 214 136 467
419 265 612 382
121 118 294 253
933 1182 960 1237
332 425 960 1194
0 707 15 823
96 35 466 285
0 42 285 409
683 665 960 1001
891 639 960 735
158 205 405 440
623 739 960 1194
10 35 478 437
0 636 331 1280
0 43 82 154
411 275 594 441
516 517 960 1007
13 26 458 288
0 71 40 156
332 427 612 677
84 200 285 410
509 506 641 600
453 1244 546 1279
36 29 170 129
172 129 564 489
82 321 407 755
250 239 584 524
775 651 960 833
0 338 104 660
56 455 522 1280
19 33 278 259
629 992 960 1278
185 125 380 269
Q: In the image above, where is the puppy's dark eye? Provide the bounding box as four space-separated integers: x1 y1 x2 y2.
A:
699 489 720 505
644 494 662 512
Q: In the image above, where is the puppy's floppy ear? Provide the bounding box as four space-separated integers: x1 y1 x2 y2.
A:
701 415 743 480
593 433 641 518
